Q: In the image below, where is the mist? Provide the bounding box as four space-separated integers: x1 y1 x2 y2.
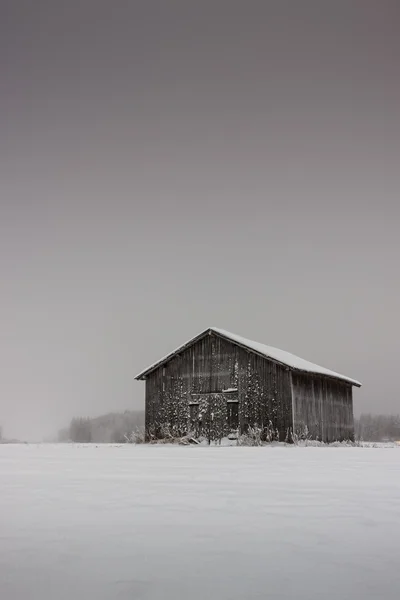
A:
1 1 399 440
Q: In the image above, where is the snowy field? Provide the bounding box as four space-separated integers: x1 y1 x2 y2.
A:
1 444 400 600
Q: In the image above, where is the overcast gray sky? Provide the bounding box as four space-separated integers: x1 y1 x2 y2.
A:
1 1 399 440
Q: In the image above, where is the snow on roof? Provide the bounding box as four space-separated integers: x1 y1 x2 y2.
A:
211 328 361 386
135 327 361 387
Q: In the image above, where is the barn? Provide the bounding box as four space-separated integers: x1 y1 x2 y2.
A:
135 327 361 443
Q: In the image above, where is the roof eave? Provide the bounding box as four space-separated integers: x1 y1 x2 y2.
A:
290 367 362 388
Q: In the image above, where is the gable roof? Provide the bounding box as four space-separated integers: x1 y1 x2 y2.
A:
135 327 361 387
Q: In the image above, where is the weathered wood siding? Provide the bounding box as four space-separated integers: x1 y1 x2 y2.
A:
145 332 293 440
238 350 292 439
291 372 354 442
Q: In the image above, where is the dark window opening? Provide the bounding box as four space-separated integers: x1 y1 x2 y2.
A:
227 401 239 430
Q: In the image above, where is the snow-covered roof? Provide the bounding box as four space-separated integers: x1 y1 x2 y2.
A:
135 327 361 387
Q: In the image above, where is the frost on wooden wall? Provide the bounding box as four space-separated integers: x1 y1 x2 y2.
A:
240 352 291 440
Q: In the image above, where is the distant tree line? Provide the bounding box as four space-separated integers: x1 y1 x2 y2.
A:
58 410 145 443
0 425 25 444
55 412 400 443
354 414 400 442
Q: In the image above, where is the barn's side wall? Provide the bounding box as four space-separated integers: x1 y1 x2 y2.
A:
144 332 293 439
291 372 354 442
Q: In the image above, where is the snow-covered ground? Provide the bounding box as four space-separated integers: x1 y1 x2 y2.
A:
1 444 399 600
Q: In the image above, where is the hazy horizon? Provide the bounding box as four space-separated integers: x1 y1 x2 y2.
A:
1 1 399 440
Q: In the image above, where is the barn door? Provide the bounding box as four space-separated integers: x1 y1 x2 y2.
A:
208 393 227 441
227 400 239 432
193 394 227 442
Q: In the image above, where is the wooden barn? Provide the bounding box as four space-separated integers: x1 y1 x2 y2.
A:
135 327 361 443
